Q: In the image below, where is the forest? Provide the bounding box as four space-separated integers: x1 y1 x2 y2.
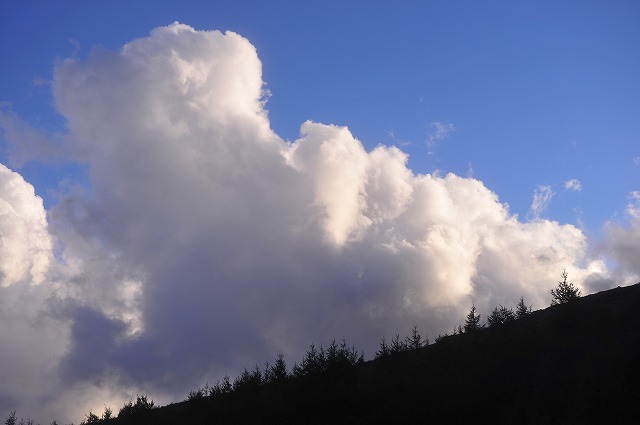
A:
6 273 640 424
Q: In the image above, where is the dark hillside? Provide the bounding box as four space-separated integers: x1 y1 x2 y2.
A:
108 283 640 424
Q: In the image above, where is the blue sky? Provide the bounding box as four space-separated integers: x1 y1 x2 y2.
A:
1 1 639 422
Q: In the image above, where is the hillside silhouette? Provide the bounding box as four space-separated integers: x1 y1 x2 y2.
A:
13 283 640 425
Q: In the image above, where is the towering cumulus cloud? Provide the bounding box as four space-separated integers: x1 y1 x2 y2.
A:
0 164 51 287
0 164 62 419
0 23 616 422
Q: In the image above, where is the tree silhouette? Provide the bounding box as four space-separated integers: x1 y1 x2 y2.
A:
405 324 426 350
293 344 324 377
252 365 263 386
487 305 515 327
550 270 582 305
81 411 99 424
326 340 339 369
208 375 233 396
102 406 112 420
376 336 391 358
463 304 482 332
435 332 449 343
515 296 532 318
270 352 288 382
390 334 407 353
221 375 232 393
5 411 16 425
118 394 155 419
233 367 263 391
187 387 206 400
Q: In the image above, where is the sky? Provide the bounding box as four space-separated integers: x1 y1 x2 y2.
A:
0 1 639 422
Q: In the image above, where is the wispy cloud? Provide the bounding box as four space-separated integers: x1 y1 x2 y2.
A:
564 179 582 192
530 185 554 218
633 156 640 166
627 191 640 221
387 130 411 147
466 162 474 178
426 121 455 154
31 76 48 87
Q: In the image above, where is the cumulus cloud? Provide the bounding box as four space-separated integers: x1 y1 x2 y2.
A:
0 164 52 286
529 185 554 219
0 23 618 422
0 164 71 421
564 178 582 192
602 191 640 283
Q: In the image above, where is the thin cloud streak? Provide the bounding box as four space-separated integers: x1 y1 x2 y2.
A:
426 121 455 155
529 185 554 218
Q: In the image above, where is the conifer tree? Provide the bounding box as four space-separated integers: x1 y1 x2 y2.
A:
487 305 515 327
326 340 339 368
221 375 232 393
376 336 390 358
263 360 273 383
406 324 425 350
550 270 582 305
251 365 263 386
271 352 288 381
81 411 99 424
233 368 252 390
296 343 324 376
463 304 482 332
516 296 532 318
390 334 406 353
5 411 16 425
102 406 112 420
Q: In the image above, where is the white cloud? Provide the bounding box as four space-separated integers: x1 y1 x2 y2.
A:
633 156 640 166
564 178 582 192
529 185 554 218
0 164 52 286
286 122 371 245
0 164 71 423
426 121 455 154
602 191 640 284
0 23 617 422
628 191 640 220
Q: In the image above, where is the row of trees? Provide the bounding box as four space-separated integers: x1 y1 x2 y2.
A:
188 351 291 400
461 269 582 334
2 395 157 425
375 325 429 358
4 412 35 425
373 298 529 360
187 338 364 402
6 271 583 424
464 296 532 332
77 395 155 425
384 271 582 348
